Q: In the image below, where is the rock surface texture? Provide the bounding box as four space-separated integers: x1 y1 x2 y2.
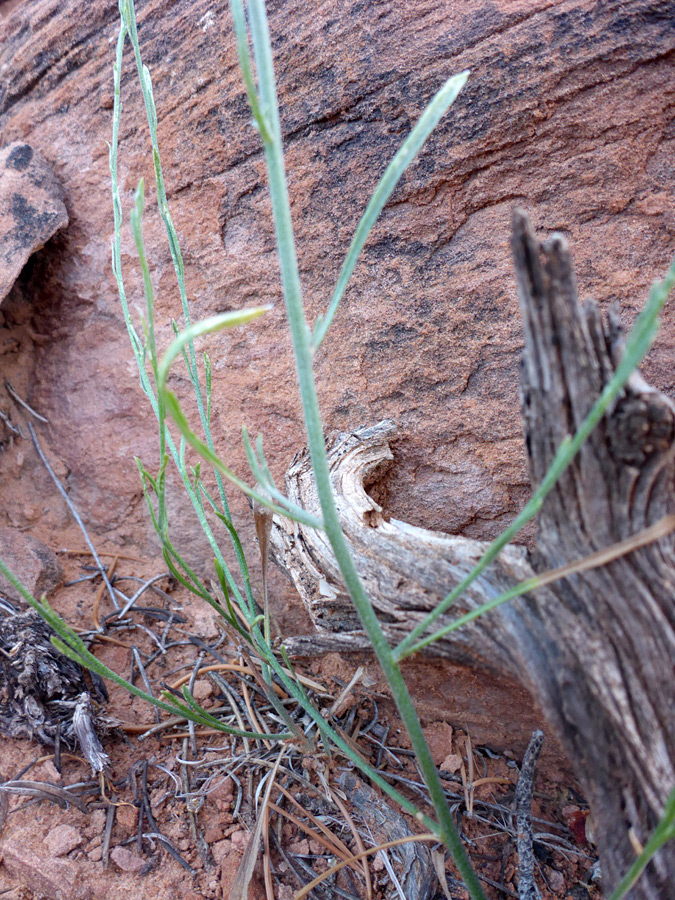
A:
1 0 674 569
0 142 68 304
0 0 674 776
0 1 674 895
0 527 62 604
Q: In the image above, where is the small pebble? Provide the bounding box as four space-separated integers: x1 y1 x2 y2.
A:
45 825 83 858
548 869 565 892
192 680 213 702
203 824 223 843
231 830 251 852
115 804 138 831
209 839 233 865
110 846 146 874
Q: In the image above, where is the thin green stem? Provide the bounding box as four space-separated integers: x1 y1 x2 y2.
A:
130 177 168 532
120 0 245 573
0 554 286 740
162 388 323 528
239 1 486 895
110 9 259 616
606 786 675 900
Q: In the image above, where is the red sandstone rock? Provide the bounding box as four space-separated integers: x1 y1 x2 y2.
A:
0 527 62 604
45 823 83 857
110 845 147 874
0 0 673 773
1 842 87 899
422 721 454 766
0 143 68 304
1 0 673 565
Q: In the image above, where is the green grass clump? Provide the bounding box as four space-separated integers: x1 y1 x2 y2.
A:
1 1 674 897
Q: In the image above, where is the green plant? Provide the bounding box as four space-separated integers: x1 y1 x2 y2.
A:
1 1 674 897
606 785 675 900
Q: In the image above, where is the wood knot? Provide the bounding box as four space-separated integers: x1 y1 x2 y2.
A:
607 394 675 466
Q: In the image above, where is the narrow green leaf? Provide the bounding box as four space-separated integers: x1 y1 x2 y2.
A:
311 71 469 350
180 685 290 740
228 0 273 141
607 786 675 900
157 308 271 392
161 387 323 528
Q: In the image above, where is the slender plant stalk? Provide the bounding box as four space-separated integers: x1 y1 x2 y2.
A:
106 0 462 844
230 1 486 896
116 0 259 614
155 313 323 529
111 7 258 619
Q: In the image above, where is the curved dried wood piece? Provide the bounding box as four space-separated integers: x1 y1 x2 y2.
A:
270 418 538 676
340 771 437 900
271 210 675 897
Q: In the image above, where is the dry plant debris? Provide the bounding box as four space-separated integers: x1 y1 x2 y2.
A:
0 552 598 899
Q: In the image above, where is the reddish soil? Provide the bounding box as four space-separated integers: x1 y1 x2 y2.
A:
0 537 598 900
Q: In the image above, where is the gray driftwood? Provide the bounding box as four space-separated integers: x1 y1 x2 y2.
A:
270 210 675 898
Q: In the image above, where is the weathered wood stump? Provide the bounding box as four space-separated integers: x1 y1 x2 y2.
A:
271 211 675 898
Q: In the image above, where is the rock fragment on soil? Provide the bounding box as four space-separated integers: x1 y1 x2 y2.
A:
0 143 68 304
45 824 84 857
0 527 62 605
422 721 454 766
1 842 84 899
110 845 147 874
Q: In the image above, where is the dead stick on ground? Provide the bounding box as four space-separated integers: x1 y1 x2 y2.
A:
28 422 119 609
5 379 49 424
515 730 544 900
58 548 148 563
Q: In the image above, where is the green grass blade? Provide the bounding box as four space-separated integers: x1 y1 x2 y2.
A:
157 307 325 523
163 390 323 528
180 686 291 739
229 0 272 141
606 786 675 900
311 71 469 351
157 308 272 389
